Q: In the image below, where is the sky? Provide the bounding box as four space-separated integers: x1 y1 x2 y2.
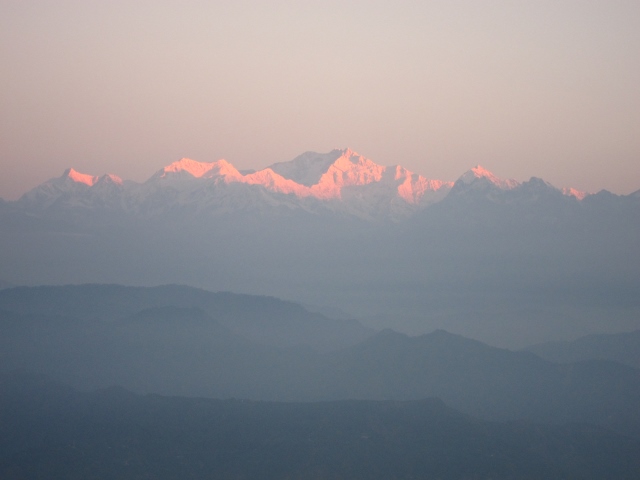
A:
1 0 640 200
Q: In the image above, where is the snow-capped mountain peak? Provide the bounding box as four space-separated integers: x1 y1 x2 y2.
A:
64 168 98 186
268 149 348 187
95 173 123 185
313 150 385 197
388 166 453 204
264 148 389 199
17 168 124 210
201 160 243 182
241 168 309 196
562 187 588 200
159 158 237 179
457 165 519 190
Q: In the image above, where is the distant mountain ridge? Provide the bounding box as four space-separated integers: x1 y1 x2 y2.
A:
12 148 604 221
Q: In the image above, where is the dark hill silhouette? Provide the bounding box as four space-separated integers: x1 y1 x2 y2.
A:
0 284 372 352
2 373 639 480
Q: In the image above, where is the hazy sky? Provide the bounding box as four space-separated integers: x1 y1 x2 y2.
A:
2 0 639 199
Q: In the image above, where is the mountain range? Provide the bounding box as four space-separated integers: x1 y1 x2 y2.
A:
1 149 639 347
1 284 639 438
14 148 597 221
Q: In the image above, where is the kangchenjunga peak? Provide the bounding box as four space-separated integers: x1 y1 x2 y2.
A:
13 149 607 220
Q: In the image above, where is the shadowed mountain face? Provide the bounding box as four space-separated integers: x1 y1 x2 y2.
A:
2 373 640 480
1 285 639 438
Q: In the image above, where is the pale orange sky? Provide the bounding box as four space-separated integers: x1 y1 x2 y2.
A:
1 0 640 199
